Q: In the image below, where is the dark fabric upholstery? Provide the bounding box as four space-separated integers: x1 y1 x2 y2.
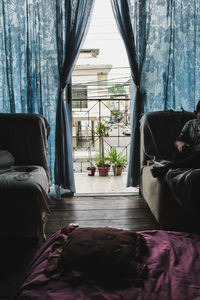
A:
140 110 200 232
140 110 195 161
0 113 50 239
0 150 15 169
0 113 50 178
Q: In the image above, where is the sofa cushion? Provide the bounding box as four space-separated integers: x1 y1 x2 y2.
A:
0 150 15 171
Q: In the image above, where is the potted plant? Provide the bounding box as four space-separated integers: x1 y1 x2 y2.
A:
94 153 110 176
111 109 123 123
87 158 96 176
94 121 111 176
107 147 128 176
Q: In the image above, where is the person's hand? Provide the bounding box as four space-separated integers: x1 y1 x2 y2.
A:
175 141 190 152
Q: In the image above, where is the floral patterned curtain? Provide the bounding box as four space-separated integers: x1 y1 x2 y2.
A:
131 0 200 112
112 0 200 187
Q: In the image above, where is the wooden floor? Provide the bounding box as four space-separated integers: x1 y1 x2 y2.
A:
1 193 160 300
45 193 160 239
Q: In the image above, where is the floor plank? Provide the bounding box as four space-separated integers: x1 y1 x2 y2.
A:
49 208 153 220
45 194 160 239
52 197 148 210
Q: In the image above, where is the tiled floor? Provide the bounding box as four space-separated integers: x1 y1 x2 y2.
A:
74 172 138 194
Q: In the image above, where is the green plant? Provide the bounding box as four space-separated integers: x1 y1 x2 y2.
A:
87 158 96 176
111 109 121 117
87 158 94 168
108 84 126 97
94 121 110 137
107 147 128 168
94 121 111 161
94 153 110 167
111 110 123 122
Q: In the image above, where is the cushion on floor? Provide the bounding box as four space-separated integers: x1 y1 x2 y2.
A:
44 225 148 286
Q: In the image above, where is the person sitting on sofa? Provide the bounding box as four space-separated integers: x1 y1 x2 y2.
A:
151 100 200 178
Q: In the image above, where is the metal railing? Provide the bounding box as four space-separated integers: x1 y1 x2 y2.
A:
72 98 131 173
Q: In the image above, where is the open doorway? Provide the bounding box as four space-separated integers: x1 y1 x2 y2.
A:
71 0 138 194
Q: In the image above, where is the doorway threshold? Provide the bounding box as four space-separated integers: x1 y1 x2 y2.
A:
74 192 139 197
74 173 138 195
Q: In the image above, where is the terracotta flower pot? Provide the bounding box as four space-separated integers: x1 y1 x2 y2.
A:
112 166 123 176
98 166 110 176
87 167 96 176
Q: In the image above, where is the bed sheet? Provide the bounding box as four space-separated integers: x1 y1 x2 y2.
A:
13 229 200 300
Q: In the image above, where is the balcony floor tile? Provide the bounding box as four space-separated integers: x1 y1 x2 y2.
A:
74 172 138 194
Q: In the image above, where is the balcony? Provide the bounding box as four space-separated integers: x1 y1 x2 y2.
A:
72 97 131 174
74 172 138 194
70 97 138 194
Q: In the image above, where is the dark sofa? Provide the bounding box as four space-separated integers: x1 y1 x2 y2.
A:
140 110 200 232
0 113 51 241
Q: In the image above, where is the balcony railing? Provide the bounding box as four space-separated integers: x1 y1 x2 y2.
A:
71 97 131 173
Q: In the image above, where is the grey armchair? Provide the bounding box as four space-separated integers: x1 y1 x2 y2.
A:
140 109 200 232
0 113 51 241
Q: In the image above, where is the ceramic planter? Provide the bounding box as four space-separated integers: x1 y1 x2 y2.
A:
112 166 123 176
97 166 110 176
87 167 96 176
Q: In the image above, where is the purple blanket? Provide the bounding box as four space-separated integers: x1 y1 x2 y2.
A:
14 230 200 300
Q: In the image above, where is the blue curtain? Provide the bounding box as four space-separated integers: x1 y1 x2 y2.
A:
111 0 200 187
111 0 147 187
132 0 200 112
55 0 94 193
0 0 58 183
0 0 94 192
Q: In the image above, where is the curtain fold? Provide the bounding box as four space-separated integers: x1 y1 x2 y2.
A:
111 0 147 187
55 0 95 192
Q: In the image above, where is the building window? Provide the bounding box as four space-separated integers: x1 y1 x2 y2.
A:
72 86 88 109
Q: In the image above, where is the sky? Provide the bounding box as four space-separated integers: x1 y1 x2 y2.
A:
79 0 130 83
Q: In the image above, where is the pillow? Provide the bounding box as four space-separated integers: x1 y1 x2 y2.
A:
0 150 15 169
45 226 148 286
